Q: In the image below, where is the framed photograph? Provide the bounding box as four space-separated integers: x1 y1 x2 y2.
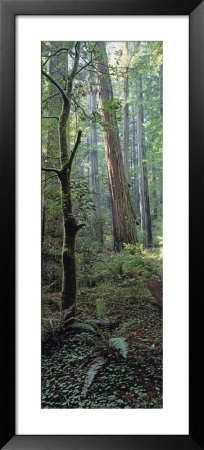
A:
0 0 203 449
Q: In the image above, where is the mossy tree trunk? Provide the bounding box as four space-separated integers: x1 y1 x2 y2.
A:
42 43 85 314
58 131 84 312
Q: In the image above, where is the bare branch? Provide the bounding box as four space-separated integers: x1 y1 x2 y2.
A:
42 69 68 103
73 59 93 79
42 92 60 104
42 47 73 68
42 116 59 121
42 167 60 175
61 130 82 175
41 174 58 183
71 95 90 119
68 130 82 169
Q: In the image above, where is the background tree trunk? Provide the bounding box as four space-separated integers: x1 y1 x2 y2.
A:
89 71 103 248
135 68 152 246
123 67 129 181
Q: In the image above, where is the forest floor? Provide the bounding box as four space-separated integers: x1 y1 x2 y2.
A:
42 244 163 409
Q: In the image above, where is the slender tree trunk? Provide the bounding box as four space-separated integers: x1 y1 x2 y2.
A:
95 42 137 251
60 167 79 313
132 116 140 216
59 127 83 312
135 68 152 246
60 44 82 311
159 64 163 121
152 168 158 220
89 71 103 247
42 42 84 313
123 67 129 181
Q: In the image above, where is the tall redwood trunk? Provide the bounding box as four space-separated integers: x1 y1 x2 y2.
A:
135 68 152 246
89 71 103 247
123 67 129 181
95 42 137 251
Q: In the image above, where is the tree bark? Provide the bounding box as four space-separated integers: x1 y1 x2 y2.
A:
89 70 103 247
135 68 152 246
123 67 129 181
132 116 140 216
95 42 137 251
159 64 163 121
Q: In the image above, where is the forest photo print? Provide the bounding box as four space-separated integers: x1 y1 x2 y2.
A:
41 41 163 409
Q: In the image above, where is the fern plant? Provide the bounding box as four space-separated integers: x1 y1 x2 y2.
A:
109 337 128 359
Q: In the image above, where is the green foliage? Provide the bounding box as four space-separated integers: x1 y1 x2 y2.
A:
42 260 62 292
67 322 95 333
95 298 105 319
103 98 123 116
71 179 96 221
109 337 128 359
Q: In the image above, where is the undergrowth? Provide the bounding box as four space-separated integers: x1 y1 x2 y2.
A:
42 243 163 409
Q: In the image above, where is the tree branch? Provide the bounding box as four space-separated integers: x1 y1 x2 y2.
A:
76 223 86 231
70 42 81 80
61 130 82 175
42 116 59 121
73 59 93 79
42 167 60 175
42 92 60 104
42 69 68 103
73 44 97 79
68 130 82 169
71 95 90 119
42 47 74 68
41 174 58 183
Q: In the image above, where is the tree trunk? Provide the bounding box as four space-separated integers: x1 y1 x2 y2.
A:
42 42 83 314
89 71 103 247
60 171 78 313
132 116 140 216
159 64 163 121
135 68 152 246
59 129 83 313
95 42 137 251
123 67 129 181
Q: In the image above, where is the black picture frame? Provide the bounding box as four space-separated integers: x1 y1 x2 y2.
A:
0 0 203 449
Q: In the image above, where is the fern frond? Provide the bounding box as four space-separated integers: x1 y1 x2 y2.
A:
67 322 95 333
109 337 128 359
82 357 106 398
